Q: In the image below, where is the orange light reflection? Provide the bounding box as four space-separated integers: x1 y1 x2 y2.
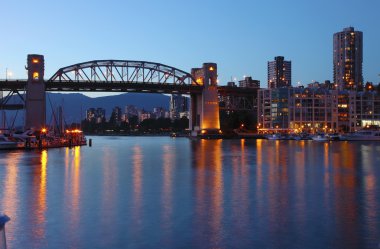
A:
132 145 143 225
2 152 22 242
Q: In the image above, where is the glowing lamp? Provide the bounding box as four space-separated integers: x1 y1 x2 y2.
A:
33 72 39 80
196 78 203 85
32 58 39 64
41 128 47 133
209 66 214 71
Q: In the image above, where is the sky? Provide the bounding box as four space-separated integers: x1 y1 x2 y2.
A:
1 0 380 93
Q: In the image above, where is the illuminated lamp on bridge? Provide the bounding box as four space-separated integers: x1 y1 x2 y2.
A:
33 72 39 81
196 77 204 85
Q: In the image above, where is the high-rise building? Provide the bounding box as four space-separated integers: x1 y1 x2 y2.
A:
333 27 363 90
86 108 106 123
169 94 188 120
125 105 138 118
152 107 166 119
110 106 122 124
267 56 291 89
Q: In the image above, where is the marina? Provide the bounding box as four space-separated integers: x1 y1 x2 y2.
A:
0 129 87 150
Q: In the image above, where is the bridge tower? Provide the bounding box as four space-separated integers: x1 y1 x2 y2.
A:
25 54 46 131
190 63 220 136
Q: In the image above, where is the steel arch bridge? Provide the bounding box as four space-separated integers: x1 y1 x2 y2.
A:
44 60 203 94
49 60 197 84
0 55 258 134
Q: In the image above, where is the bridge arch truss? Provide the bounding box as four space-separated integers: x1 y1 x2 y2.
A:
49 60 197 86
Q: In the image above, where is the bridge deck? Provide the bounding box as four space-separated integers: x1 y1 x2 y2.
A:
0 80 257 95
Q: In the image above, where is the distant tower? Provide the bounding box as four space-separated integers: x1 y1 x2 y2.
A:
25 54 46 130
333 27 363 90
267 56 291 89
170 94 188 120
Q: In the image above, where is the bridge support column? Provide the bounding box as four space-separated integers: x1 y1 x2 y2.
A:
190 63 220 136
25 54 46 131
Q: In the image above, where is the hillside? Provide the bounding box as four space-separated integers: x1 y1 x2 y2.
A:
2 92 171 128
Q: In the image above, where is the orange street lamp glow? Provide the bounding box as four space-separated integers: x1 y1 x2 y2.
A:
32 58 39 63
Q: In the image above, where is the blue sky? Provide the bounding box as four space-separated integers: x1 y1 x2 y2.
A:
1 0 380 89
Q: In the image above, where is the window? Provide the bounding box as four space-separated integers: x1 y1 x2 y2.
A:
33 72 39 81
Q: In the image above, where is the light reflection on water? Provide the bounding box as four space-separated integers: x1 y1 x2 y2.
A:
0 137 380 249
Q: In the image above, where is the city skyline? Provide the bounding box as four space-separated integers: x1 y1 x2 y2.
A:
1 0 380 93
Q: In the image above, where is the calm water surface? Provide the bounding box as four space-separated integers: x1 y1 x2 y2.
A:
0 137 380 249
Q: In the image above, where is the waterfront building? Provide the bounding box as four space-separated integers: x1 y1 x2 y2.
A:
239 76 260 88
257 88 290 131
257 85 380 133
333 27 363 90
170 94 188 120
267 56 291 89
355 91 380 127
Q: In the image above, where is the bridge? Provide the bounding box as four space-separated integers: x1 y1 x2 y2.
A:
0 55 257 136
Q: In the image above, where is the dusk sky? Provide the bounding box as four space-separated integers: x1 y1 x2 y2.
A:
1 0 380 91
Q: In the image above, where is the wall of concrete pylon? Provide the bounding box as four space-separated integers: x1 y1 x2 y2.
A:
25 54 46 131
190 63 220 135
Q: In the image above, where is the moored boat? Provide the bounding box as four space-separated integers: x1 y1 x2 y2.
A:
339 129 380 141
0 135 25 150
311 134 329 141
266 133 284 140
326 133 340 141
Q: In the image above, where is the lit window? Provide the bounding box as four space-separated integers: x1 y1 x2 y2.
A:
33 72 39 80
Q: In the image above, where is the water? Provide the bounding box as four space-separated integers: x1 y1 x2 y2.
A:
1 137 380 249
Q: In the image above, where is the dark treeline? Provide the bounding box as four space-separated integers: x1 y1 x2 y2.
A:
80 111 257 134
220 110 257 131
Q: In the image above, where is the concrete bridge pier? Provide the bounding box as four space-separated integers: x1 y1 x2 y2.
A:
25 54 46 131
190 63 220 136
